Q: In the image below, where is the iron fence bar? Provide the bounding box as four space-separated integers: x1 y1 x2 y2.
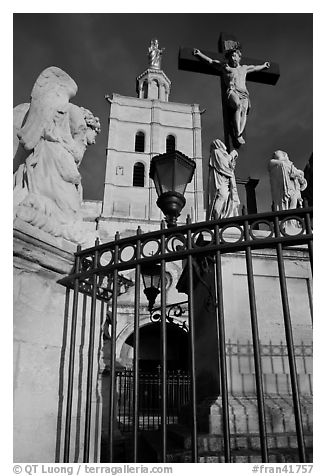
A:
123 370 128 429
59 234 312 285
160 221 167 462
269 340 275 375
108 232 120 462
63 244 81 463
213 223 231 462
186 215 198 463
303 202 313 274
128 369 132 432
301 341 307 375
56 287 70 461
153 370 157 430
117 372 122 428
132 227 142 461
83 238 99 462
146 374 150 430
176 370 181 414
274 215 306 462
243 219 269 462
227 339 233 395
306 279 313 324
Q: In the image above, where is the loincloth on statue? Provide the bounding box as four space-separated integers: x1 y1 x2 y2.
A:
227 87 251 114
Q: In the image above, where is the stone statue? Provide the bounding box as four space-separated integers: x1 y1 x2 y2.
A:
148 38 165 70
207 139 240 220
268 150 307 211
13 66 101 244
193 47 270 146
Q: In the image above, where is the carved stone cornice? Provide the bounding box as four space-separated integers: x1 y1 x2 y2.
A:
13 218 75 276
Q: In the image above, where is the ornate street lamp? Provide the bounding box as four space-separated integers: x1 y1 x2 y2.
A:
141 262 189 332
141 263 161 312
149 151 196 228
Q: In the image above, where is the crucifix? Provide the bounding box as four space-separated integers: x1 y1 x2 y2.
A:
178 33 280 151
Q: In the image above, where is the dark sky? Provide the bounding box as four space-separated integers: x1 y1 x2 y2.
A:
13 13 312 213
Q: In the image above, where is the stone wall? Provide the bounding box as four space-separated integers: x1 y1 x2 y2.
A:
13 219 104 462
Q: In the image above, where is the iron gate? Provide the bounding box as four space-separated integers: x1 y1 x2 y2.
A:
59 204 313 463
116 369 191 432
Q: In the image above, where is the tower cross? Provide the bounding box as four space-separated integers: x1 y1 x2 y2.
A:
178 33 280 151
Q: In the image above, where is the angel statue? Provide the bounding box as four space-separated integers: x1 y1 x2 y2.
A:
207 139 240 220
268 150 307 211
148 38 165 70
13 66 101 244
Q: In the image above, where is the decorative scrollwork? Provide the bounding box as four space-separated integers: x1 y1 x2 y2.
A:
80 256 93 272
166 234 187 253
151 312 161 323
150 301 189 332
59 206 312 288
192 229 214 247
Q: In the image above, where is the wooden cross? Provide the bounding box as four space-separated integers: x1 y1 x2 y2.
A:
178 33 280 151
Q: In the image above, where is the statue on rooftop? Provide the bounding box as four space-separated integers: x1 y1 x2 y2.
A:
207 139 240 220
193 47 270 146
13 66 101 244
268 150 307 211
148 38 165 70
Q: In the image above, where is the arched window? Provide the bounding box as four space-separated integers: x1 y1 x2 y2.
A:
135 131 145 152
152 80 160 100
133 162 145 187
166 135 176 153
143 80 148 99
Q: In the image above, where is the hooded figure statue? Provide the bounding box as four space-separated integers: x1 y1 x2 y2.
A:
207 139 240 220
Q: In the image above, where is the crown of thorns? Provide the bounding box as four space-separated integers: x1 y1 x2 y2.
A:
224 40 241 51
224 40 242 59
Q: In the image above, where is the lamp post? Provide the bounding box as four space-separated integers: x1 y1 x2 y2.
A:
141 263 161 312
141 262 189 332
149 150 196 228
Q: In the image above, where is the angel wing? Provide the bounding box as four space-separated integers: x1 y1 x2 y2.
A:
17 66 78 151
13 103 30 163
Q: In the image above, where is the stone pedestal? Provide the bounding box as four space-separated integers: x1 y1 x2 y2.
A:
13 219 104 462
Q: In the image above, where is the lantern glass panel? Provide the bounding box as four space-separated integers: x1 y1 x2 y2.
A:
141 264 161 290
156 160 174 193
151 169 162 196
173 160 193 195
151 272 161 290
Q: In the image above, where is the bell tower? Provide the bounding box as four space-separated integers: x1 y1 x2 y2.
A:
99 39 205 240
136 68 171 102
137 38 171 101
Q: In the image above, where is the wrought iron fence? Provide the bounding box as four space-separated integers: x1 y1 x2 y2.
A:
58 204 313 463
116 369 190 432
